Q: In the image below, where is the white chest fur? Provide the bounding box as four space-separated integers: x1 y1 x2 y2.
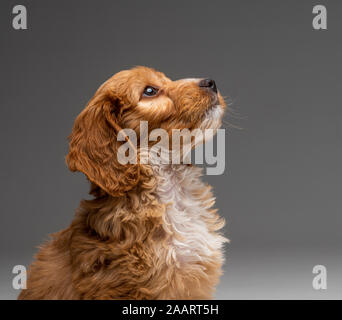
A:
153 164 227 267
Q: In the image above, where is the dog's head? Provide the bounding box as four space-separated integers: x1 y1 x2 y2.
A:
66 66 225 196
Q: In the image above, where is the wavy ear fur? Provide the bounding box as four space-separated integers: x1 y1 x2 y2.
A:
66 91 140 197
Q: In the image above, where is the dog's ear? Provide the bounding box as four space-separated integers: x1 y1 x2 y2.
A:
66 91 140 197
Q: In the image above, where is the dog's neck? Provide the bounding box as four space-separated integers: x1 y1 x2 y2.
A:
73 162 226 269
78 162 220 235
149 162 227 266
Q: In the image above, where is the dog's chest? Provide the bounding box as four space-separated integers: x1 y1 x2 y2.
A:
153 164 224 266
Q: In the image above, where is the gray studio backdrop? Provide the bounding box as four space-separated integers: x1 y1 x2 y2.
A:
1 0 341 299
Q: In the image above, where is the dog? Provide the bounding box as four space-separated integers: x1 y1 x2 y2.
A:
18 66 228 300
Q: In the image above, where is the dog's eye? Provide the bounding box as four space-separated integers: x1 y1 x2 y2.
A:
143 86 158 97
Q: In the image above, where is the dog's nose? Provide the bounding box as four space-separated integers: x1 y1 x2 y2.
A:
199 78 217 93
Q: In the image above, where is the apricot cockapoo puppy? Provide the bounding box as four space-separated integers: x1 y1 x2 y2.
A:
19 66 228 300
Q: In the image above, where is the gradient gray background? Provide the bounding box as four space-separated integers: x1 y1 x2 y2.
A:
1 0 341 299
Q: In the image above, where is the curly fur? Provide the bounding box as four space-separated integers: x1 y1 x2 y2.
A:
18 67 228 300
